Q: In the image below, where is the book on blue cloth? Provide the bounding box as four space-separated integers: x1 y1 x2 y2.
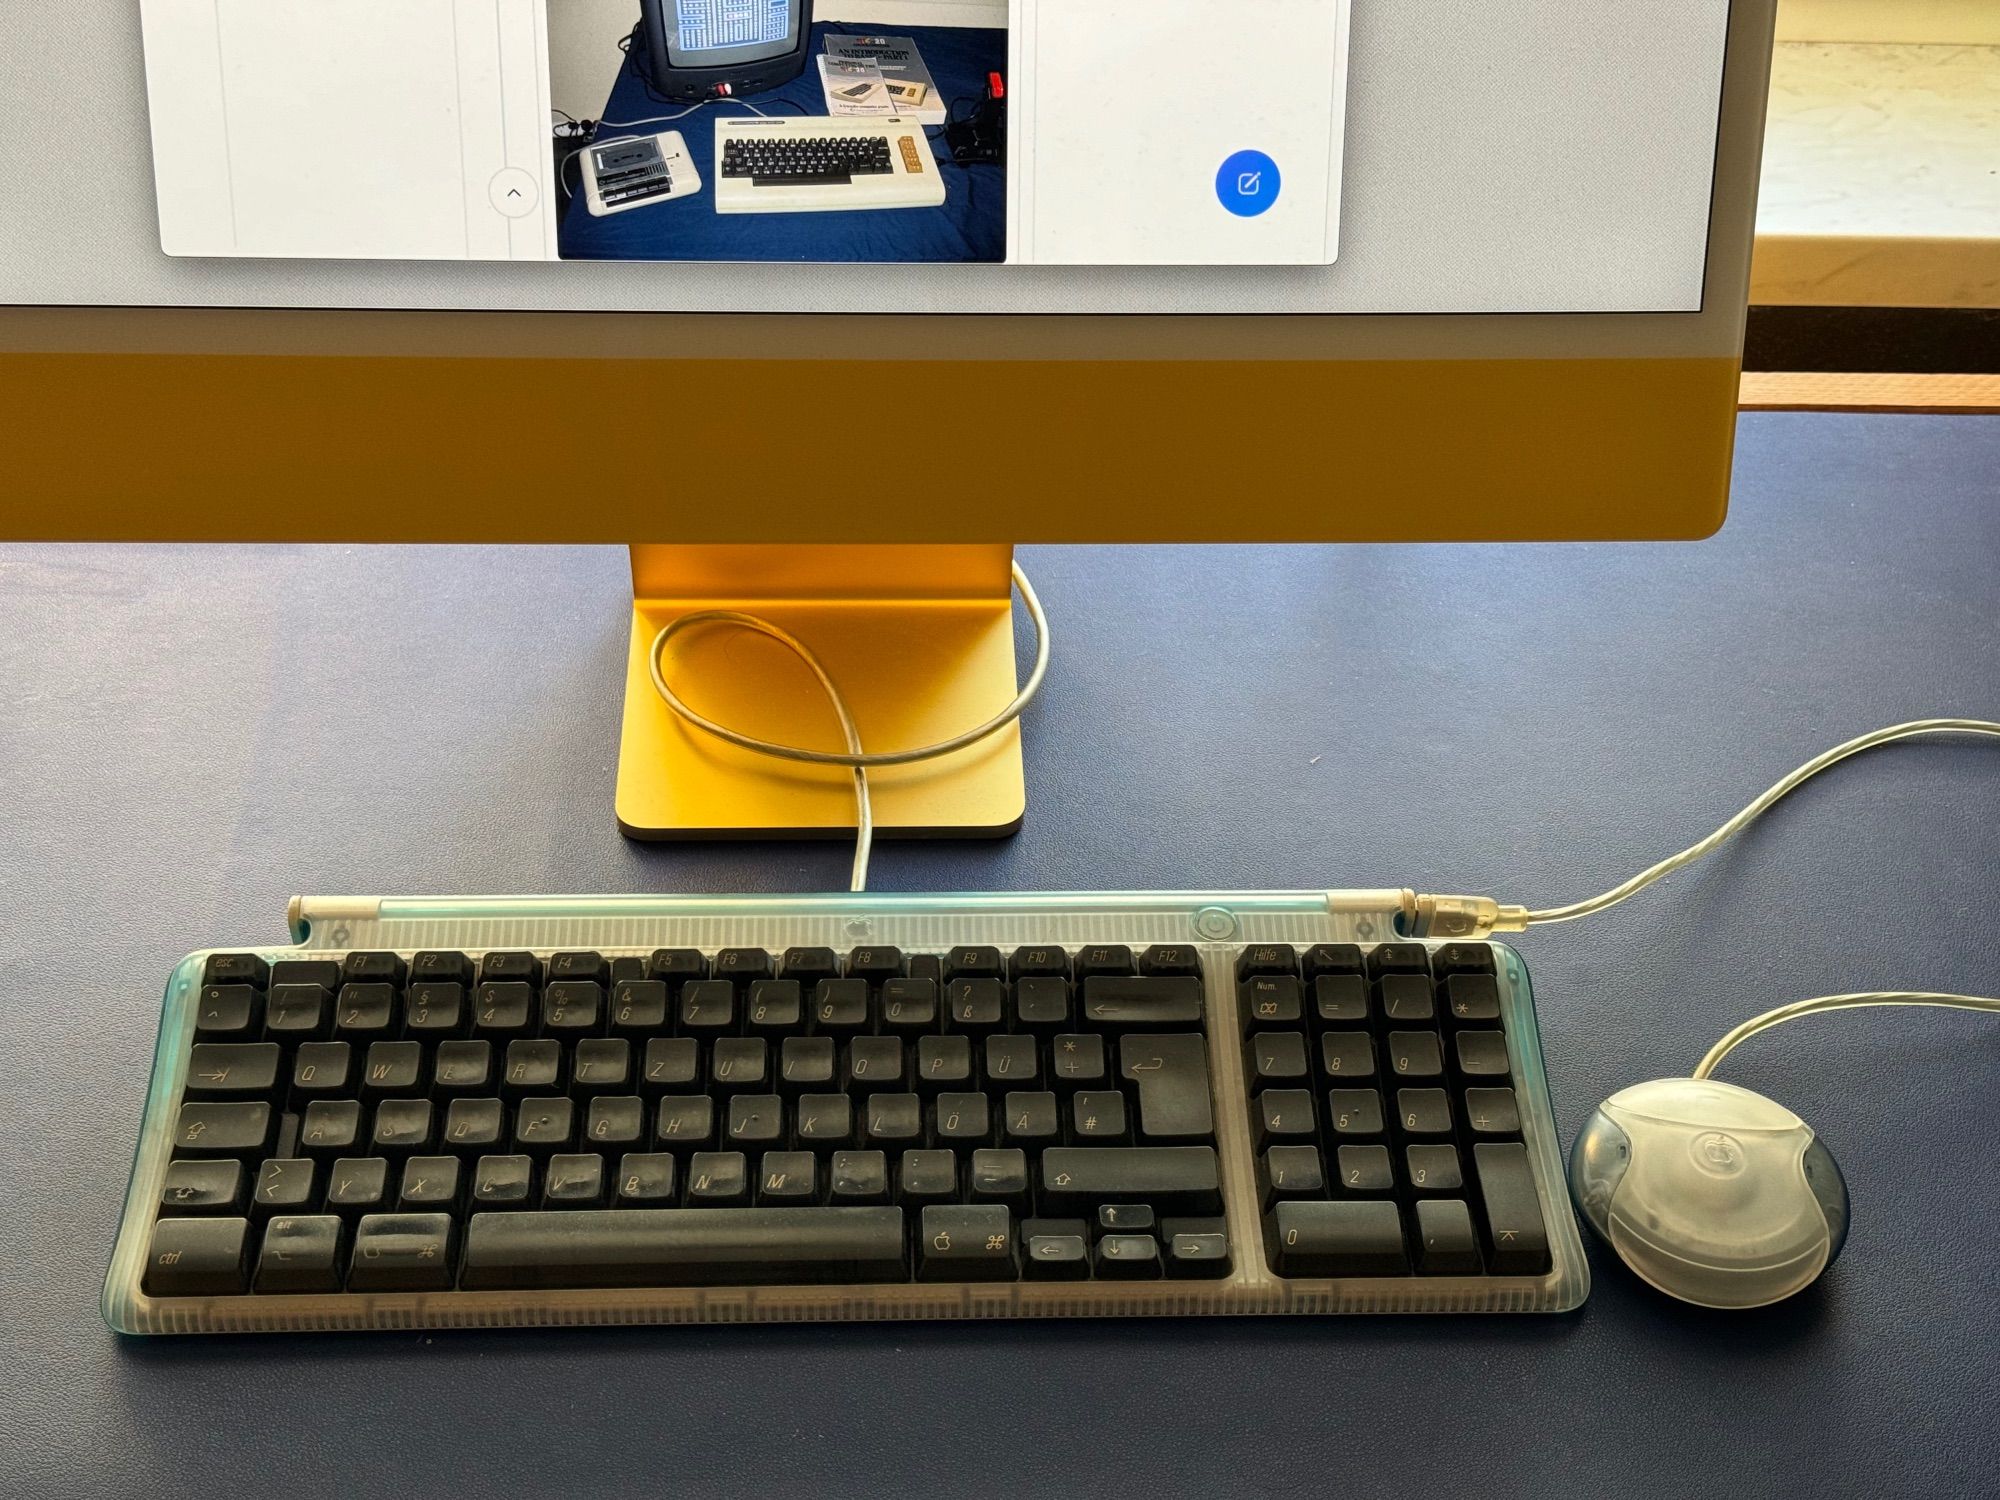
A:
822 34 949 124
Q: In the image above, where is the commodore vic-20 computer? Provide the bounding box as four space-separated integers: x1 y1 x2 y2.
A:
21 2 1974 1333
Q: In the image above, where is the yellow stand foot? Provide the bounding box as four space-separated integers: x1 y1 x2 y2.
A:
616 544 1027 840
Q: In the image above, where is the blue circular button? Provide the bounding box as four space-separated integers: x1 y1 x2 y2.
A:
1217 150 1280 217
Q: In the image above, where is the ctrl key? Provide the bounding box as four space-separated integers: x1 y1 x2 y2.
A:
144 1215 249 1297
254 1215 346 1293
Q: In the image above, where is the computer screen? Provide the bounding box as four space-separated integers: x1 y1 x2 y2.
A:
2 1 1738 292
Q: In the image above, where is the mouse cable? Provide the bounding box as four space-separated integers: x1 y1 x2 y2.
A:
648 562 1051 894
1692 991 2000 1080
1407 717 2000 938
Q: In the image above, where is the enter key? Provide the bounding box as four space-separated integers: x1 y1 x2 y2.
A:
1119 1034 1215 1143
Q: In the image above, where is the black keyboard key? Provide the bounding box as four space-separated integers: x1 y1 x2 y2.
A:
1248 1031 1310 1088
846 1036 904 1091
680 980 736 1035
795 1094 855 1149
404 981 464 1037
514 1097 575 1155
1011 945 1069 979
1139 944 1201 977
646 948 705 986
1303 943 1364 979
777 1036 835 1094
547 951 608 986
867 1093 923 1146
1241 975 1303 1028
745 980 803 1036
686 1151 750 1206
480 951 541 987
205 953 270 988
1416 1199 1484 1274
348 1212 454 1291
1076 944 1135 979
300 1099 363 1158
291 1040 352 1101
1094 1234 1161 1279
969 1148 1030 1212
194 984 259 1041
397 1155 462 1212
1385 1031 1444 1080
1336 1143 1395 1193
726 1093 785 1150
265 983 329 1040
934 1091 990 1146
334 983 397 1040
1081 976 1203 1029
944 946 1005 981
462 1206 907 1288
371 1099 434 1155
1378 974 1435 1025
714 948 772 986
1326 1088 1385 1138
614 1152 678 1206
1443 972 1502 1023
898 1149 958 1205
472 1154 535 1209
442 1097 505 1153
879 978 938 1034
1253 1090 1315 1150
983 1035 1038 1089
778 947 839 987
1465 1087 1522 1137
1120 1033 1214 1142
609 979 671 1036
343 952 405 987
919 1204 1015 1280
656 1096 716 1150
709 1037 766 1092
173 1100 273 1158
145 1215 250 1295
1397 1087 1454 1138
1261 1145 1325 1206
946 978 1007 1033
813 978 871 1035
845 946 903 982
1013 976 1071 1033
1270 1199 1409 1276
1455 1030 1512 1080
361 1040 425 1098
270 959 341 991
915 1035 972 1093
1431 943 1497 977
1320 1030 1376 1081
1236 944 1297 980
1024 1232 1089 1278
572 1037 632 1093
250 1157 315 1220
758 1150 818 1205
185 1041 281 1099
1407 1143 1464 1194
253 1214 345 1293
159 1159 245 1216
473 982 535 1039
503 1039 564 1096
1039 1146 1223 1214
543 1153 606 1209
1367 943 1429 978
1313 974 1370 1026
410 950 473 986
1002 1090 1060 1145
1070 1091 1128 1143
324 1157 391 1218
642 1037 701 1094
1168 1232 1232 1278
1473 1142 1551 1274
828 1149 890 1204
584 1095 646 1150
1051 1033 1107 1090
1097 1203 1154 1233
433 1039 492 1095
542 980 602 1036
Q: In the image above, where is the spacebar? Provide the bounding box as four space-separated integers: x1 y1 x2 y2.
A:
752 171 852 186
460 1208 907 1289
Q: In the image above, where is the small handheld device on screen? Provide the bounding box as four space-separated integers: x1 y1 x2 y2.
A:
945 72 1006 166
581 132 701 216
637 0 811 101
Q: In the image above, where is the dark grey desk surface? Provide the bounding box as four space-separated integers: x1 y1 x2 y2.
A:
3 412 1997 1499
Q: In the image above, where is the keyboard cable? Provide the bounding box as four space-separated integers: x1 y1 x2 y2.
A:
648 561 1051 894
1407 717 2000 1075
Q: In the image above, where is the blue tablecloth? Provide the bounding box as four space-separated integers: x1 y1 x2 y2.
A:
559 22 1005 263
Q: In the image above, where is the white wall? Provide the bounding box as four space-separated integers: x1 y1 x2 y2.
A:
549 0 1007 121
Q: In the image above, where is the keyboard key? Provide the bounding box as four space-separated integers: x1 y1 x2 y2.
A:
878 978 938 1034
846 1036 904 1091
480 951 541 987
442 1097 505 1153
1236 944 1297 980
866 1093 923 1145
1039 1146 1223 1214
145 1215 249 1295
1261 1145 1325 1206
710 1037 767 1093
1253 1090 1315 1150
641 1037 701 1094
646 948 705 986
1241 975 1303 1028
614 1152 677 1206
1320 1031 1376 1080
1313 974 1370 1026
360 1040 425 1098
1139 944 1200 977
1248 1031 1310 1088
944 946 1005 981
542 980 602 1036
1081 976 1203 1029
1464 1087 1522 1137
324 1157 390 1218
172 1100 273 1158
548 951 608 986
1336 1144 1395 1193
1270 1199 1409 1276
348 1213 455 1291
845 946 903 983
343 952 405 987
780 1036 837 1093
934 1091 990 1146
897 1149 958 1205
1050 1033 1107 1090
1407 1143 1463 1194
795 1094 855 1149
1002 1090 1060 1145
1303 944 1364 980
680 980 736 1035
1367 943 1429 978
473 982 535 1039
290 1040 352 1101
919 1204 1015 1280
462 1206 907 1288
543 1153 606 1209
1120 1033 1214 1143
159 1159 244 1216
609 979 670 1036
1378 974 1434 1026
472 1154 534 1209
984 1035 1038 1089
1431 943 1497 978
828 1149 890 1204
253 1214 345 1293
1443 972 1502 1023
1474 1142 1552 1274
1024 1233 1089 1279
1071 1091 1128 1143
397 1156 462 1213
513 1097 575 1155
204 954 269 988
686 1151 750 1206
432 1040 493 1095
404 981 464 1037
1455 1030 1512 1080
1415 1199 1483 1274
1397 1087 1454 1138
300 1099 363 1158
714 948 772 986
265 983 329 1040
583 1095 646 1150
726 1093 785 1150
1094 1233 1161 1279
410 950 473 986
270 959 340 991
1011 945 1069 979
185 1042 281 1099
251 1157 316 1220
1097 1203 1154 1234
1013 977 1071 1033
745 980 803 1036
333 983 396 1039
969 1148 1030 1212
758 1150 818 1204
946 978 1007 1033
1326 1089 1385 1138
194 984 259 1041
915 1035 973 1092
1075 944 1134 979
813 978 871 1035
1385 1031 1444 1080
1168 1232 1232 1278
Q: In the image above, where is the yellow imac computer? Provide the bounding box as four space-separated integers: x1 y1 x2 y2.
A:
1 0 1775 843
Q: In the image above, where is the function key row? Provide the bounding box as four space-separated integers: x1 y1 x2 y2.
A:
1235 941 1497 983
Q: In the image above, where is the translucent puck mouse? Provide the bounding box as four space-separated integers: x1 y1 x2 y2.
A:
1570 1076 1849 1309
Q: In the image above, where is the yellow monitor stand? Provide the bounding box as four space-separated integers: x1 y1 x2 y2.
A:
617 543 1027 840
